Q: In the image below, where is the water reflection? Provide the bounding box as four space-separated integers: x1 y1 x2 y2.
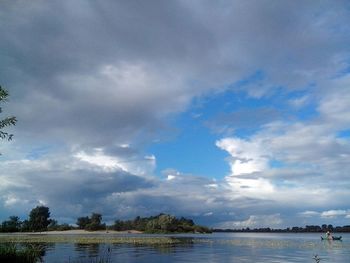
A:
19 233 350 263
75 243 100 257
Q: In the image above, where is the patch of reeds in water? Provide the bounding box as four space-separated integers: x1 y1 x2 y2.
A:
0 243 43 263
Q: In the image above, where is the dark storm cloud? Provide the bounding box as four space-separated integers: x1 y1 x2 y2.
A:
0 155 155 220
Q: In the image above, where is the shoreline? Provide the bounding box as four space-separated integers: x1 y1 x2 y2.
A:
0 229 143 235
0 230 192 245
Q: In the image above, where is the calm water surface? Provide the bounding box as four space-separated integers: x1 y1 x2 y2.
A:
30 233 350 262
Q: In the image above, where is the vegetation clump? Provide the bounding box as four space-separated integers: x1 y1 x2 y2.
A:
1 205 211 234
77 213 106 231
0 243 42 263
0 205 73 233
111 213 211 234
0 85 17 142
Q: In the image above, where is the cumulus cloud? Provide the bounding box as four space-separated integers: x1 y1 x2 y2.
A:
298 211 320 218
215 74 350 223
216 138 270 175
321 210 348 219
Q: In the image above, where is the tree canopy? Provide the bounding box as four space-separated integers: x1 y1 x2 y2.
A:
77 213 106 231
112 213 211 233
28 206 51 232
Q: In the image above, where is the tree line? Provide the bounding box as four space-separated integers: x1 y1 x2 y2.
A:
214 224 350 233
0 206 54 232
0 206 211 234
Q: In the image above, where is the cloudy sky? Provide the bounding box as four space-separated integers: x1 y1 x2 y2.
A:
1 0 350 228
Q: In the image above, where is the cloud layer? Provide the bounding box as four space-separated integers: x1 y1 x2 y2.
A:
1 0 350 227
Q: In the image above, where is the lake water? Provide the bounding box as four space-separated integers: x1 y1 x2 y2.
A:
20 233 350 262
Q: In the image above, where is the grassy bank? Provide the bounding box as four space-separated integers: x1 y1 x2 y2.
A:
0 234 192 245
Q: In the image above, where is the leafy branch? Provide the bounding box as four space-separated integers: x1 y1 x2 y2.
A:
0 85 17 141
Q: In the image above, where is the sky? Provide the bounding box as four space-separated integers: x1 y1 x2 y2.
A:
0 0 350 229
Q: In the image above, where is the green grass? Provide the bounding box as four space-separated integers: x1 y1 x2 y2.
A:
0 243 43 263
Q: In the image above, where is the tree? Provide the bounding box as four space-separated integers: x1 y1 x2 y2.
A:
85 213 105 231
28 206 51 232
112 220 124 231
158 214 176 232
76 216 91 229
21 219 30 232
1 216 22 232
48 220 72 231
90 213 102 225
78 213 105 231
0 85 17 141
48 219 59 231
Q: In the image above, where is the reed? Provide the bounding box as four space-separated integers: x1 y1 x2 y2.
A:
0 243 43 263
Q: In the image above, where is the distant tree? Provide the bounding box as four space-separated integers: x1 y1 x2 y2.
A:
1 216 21 232
112 213 211 233
132 216 147 231
82 213 105 231
76 216 91 229
28 206 51 232
48 219 59 231
48 220 72 231
0 85 17 142
178 217 194 226
158 214 176 232
112 219 124 231
90 213 102 225
88 213 105 231
21 219 30 232
57 223 73 231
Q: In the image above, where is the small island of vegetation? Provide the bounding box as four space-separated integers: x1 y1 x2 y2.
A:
0 205 211 234
0 206 211 261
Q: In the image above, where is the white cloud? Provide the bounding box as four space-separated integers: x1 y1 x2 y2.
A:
225 177 274 198
289 95 310 109
321 210 347 218
74 148 156 176
298 211 320 217
4 195 29 207
167 175 176 181
216 138 269 175
318 75 350 127
74 149 123 172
